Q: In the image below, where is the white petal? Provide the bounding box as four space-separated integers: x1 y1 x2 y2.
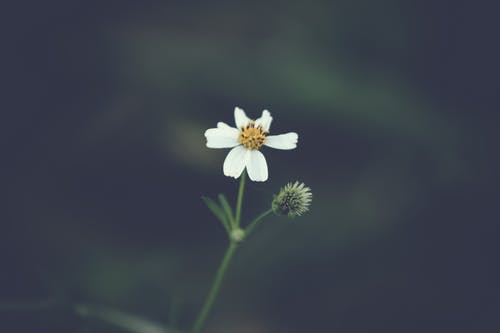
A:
217 122 236 130
223 146 249 178
254 110 273 132
246 150 268 182
205 126 239 148
234 107 251 129
264 132 298 150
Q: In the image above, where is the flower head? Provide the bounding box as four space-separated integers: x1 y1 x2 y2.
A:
204 107 298 182
272 181 312 217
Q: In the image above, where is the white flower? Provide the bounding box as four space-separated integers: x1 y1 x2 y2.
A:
204 107 298 182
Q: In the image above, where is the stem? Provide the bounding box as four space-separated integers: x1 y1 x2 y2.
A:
234 171 246 227
191 171 247 332
191 242 238 333
244 209 273 238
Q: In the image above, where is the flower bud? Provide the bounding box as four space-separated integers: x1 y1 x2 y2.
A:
272 181 312 218
230 228 245 242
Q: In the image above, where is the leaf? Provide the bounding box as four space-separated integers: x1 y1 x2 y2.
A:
217 194 235 226
75 303 180 333
201 196 230 233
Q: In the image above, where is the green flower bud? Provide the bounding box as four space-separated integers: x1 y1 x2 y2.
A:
230 228 245 242
272 181 312 218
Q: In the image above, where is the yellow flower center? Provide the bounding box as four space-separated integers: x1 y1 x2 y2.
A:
239 122 267 150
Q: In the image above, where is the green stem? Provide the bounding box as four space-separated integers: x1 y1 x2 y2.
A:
191 242 238 333
244 209 273 238
191 171 247 333
234 171 246 227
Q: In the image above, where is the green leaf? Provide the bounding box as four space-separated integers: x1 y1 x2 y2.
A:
75 303 180 333
218 194 235 226
201 196 230 233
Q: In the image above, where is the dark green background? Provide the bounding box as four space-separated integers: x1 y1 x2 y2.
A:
2 1 499 332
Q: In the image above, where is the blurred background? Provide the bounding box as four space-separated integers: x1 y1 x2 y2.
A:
2 0 499 332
